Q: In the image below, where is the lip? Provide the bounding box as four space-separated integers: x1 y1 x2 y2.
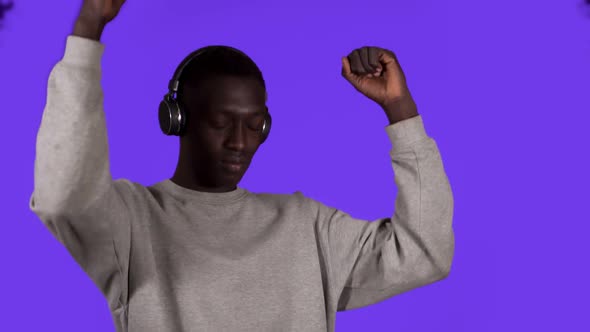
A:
222 157 246 164
221 160 246 172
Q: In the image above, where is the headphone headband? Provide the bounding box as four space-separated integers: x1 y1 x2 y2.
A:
159 45 271 140
167 45 250 94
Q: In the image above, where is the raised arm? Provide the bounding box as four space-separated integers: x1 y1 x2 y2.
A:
28 1 134 325
31 0 126 214
309 46 455 311
312 115 454 311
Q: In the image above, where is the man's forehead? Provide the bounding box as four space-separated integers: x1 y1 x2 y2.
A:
203 105 266 117
202 75 264 91
190 78 265 100
183 76 267 115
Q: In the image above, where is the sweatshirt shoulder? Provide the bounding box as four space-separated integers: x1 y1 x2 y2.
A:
110 178 155 202
253 190 328 222
247 190 312 211
106 179 169 218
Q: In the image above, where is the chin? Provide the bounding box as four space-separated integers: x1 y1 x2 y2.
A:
219 161 249 177
218 170 246 184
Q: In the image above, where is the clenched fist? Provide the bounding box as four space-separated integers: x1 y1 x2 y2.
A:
342 46 418 124
74 0 127 41
79 0 126 24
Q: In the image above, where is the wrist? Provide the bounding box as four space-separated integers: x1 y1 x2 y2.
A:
382 97 419 125
73 17 106 41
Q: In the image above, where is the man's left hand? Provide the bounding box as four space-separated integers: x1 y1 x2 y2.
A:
341 46 418 123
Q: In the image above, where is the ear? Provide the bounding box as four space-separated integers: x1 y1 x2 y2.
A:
264 106 272 132
259 107 271 145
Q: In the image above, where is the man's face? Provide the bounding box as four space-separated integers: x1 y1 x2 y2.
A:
180 75 268 191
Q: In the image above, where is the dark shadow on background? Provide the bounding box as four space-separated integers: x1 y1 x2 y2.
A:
0 1 13 28
581 0 590 18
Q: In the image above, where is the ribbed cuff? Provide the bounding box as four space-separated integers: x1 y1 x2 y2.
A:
62 35 105 68
384 114 430 151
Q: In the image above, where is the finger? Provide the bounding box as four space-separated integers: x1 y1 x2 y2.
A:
368 47 382 72
341 56 356 81
380 50 406 80
359 47 374 74
349 49 367 75
114 0 127 11
379 50 401 69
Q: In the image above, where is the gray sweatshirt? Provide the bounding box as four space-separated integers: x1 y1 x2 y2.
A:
29 35 455 332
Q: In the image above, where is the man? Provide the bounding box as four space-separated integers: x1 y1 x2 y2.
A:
29 0 455 331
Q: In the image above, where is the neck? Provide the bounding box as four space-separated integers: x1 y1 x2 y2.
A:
170 172 237 193
171 149 237 193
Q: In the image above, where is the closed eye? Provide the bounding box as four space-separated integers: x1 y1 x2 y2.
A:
248 119 264 131
209 121 263 132
207 113 264 131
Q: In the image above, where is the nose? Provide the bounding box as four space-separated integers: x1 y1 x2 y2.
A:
225 121 247 151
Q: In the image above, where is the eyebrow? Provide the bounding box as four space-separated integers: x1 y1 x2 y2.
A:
211 109 266 116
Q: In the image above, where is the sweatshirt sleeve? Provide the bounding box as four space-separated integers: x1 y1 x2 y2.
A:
311 114 455 311
28 35 132 320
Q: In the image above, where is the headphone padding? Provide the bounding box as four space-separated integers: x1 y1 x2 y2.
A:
159 96 184 136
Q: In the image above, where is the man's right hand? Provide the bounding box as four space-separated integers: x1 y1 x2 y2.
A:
73 0 127 41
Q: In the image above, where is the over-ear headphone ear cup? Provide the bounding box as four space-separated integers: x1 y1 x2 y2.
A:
158 99 174 135
158 96 186 136
260 110 272 144
177 104 187 136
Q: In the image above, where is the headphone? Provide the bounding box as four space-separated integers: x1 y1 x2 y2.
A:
158 45 272 144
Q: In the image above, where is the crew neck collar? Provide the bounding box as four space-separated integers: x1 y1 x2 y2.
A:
156 179 248 204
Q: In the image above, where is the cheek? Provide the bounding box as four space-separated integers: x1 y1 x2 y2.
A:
197 134 225 158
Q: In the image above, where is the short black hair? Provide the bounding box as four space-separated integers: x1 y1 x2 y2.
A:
176 46 266 105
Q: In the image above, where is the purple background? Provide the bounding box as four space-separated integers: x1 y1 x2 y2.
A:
2 0 589 331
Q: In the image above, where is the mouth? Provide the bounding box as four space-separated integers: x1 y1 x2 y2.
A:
221 160 247 172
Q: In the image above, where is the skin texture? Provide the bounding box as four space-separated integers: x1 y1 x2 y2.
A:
70 0 420 193
170 76 268 193
342 46 419 125
72 0 126 41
